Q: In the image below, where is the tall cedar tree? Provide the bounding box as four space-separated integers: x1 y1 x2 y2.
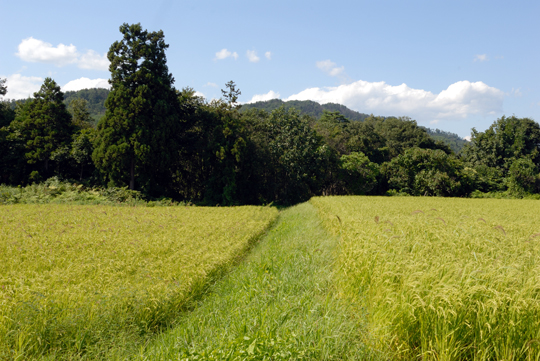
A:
9 78 74 178
93 23 181 194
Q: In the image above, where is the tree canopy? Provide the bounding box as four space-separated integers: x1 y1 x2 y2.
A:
93 23 182 194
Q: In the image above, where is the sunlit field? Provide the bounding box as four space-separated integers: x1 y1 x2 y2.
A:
0 204 278 359
311 196 540 360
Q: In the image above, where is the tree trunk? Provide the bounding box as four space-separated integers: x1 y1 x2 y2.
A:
130 156 135 190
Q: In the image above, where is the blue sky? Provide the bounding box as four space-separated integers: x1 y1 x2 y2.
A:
1 0 539 138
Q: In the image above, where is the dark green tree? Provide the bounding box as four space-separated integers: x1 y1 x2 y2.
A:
382 147 468 196
93 23 182 194
462 115 540 171
202 81 246 205
242 107 330 204
339 151 379 195
0 78 6 97
9 78 74 180
506 157 538 195
68 98 93 129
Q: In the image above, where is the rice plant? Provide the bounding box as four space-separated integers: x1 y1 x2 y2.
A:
0 204 278 359
311 196 540 360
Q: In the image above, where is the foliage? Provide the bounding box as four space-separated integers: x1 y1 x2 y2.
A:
67 98 93 129
382 147 468 196
93 23 182 194
242 98 369 121
424 127 468 153
241 107 332 204
63 88 109 122
0 204 278 359
8 78 74 180
0 78 6 97
506 157 538 195
339 151 379 195
312 196 540 360
462 115 540 170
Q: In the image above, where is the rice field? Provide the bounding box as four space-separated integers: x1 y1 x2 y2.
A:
0 204 278 359
311 196 540 360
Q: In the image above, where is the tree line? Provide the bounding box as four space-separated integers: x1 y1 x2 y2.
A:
1 23 540 205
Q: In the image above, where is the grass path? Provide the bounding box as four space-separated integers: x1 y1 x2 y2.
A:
132 202 374 360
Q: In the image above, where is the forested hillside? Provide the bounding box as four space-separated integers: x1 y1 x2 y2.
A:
242 99 369 121
424 127 468 153
64 88 109 121
1 22 539 204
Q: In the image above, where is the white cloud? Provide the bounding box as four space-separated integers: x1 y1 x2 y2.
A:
0 74 43 99
247 90 281 103
265 51 272 60
194 91 205 98
63 77 110 92
215 48 238 60
247 50 260 63
16 37 108 70
474 54 488 62
78 50 109 71
464 136 472 141
286 80 504 122
205 82 218 88
316 60 345 77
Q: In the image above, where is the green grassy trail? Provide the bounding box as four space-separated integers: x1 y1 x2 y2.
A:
132 202 374 360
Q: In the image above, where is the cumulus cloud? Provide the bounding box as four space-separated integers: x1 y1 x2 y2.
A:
286 80 504 122
247 50 260 63
63 77 110 92
78 50 109 70
265 51 272 60
474 54 488 62
215 48 238 60
16 37 108 70
247 90 281 103
316 60 344 76
0 74 43 99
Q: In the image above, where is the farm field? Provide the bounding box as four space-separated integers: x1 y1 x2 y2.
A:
0 204 278 359
311 196 540 360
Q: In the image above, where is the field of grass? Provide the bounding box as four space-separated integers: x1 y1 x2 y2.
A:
311 196 540 360
135 202 373 361
0 204 278 359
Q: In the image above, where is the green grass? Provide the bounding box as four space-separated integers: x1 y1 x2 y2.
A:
132 202 374 360
311 196 540 360
0 204 277 360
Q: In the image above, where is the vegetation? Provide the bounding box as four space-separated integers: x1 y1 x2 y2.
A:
242 99 370 121
64 88 109 123
1 23 539 205
311 196 540 360
133 202 372 360
424 128 468 153
0 203 277 359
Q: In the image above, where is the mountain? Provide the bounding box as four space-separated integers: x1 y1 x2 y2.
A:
8 88 110 123
64 88 109 121
423 128 469 153
241 99 370 121
244 99 468 153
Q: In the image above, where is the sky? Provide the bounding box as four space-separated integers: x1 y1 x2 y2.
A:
1 0 539 138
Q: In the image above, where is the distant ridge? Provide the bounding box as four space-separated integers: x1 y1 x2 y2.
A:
242 99 370 121
243 98 468 153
